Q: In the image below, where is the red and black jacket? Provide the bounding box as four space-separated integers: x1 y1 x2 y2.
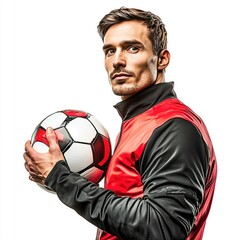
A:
46 82 217 240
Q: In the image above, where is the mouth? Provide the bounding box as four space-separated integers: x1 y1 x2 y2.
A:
112 73 132 81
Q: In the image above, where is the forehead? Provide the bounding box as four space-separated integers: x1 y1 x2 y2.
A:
104 20 151 46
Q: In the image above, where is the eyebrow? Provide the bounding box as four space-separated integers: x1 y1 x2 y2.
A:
102 39 144 51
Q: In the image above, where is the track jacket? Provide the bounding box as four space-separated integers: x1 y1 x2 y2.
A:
46 82 217 240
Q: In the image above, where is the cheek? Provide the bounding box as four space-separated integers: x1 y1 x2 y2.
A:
146 58 158 78
104 60 109 72
104 60 112 76
131 54 157 72
135 61 157 80
104 61 113 84
104 59 113 74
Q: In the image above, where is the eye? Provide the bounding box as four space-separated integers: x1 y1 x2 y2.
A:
105 48 115 57
127 46 140 53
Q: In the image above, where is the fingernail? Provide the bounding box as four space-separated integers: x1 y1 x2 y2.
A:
47 127 52 133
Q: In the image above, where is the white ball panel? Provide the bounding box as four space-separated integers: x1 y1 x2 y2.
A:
32 141 49 153
89 115 109 138
64 143 93 172
41 112 67 129
81 166 104 183
66 117 96 142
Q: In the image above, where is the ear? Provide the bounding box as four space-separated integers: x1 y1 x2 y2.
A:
157 49 170 71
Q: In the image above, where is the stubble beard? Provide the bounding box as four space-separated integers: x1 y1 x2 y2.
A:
111 82 137 98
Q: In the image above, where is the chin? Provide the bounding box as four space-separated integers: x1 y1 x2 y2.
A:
112 84 138 96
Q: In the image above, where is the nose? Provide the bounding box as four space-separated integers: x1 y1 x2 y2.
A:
113 51 126 69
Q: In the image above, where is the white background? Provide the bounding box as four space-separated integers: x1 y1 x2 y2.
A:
0 0 239 239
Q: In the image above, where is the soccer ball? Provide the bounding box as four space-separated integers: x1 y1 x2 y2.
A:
31 109 112 193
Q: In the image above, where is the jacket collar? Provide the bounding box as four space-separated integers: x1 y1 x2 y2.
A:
114 82 177 121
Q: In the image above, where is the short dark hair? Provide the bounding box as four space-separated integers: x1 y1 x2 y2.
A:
97 7 167 55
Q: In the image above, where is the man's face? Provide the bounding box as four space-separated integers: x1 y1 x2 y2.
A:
103 20 161 100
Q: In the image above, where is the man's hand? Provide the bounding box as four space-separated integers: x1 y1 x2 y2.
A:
23 127 64 185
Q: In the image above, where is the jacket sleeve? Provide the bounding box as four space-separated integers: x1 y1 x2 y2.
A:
45 118 209 240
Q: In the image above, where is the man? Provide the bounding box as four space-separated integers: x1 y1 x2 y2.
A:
24 7 217 240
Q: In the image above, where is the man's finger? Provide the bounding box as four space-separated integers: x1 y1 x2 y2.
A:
46 127 61 153
23 150 32 166
46 127 57 145
29 174 44 184
24 140 38 160
24 154 39 175
24 161 30 172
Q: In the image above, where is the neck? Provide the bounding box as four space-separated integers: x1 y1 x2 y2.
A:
156 72 165 84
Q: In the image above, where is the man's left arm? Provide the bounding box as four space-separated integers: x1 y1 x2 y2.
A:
44 118 209 240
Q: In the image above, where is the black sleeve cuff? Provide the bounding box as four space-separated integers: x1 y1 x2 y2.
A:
45 160 71 191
